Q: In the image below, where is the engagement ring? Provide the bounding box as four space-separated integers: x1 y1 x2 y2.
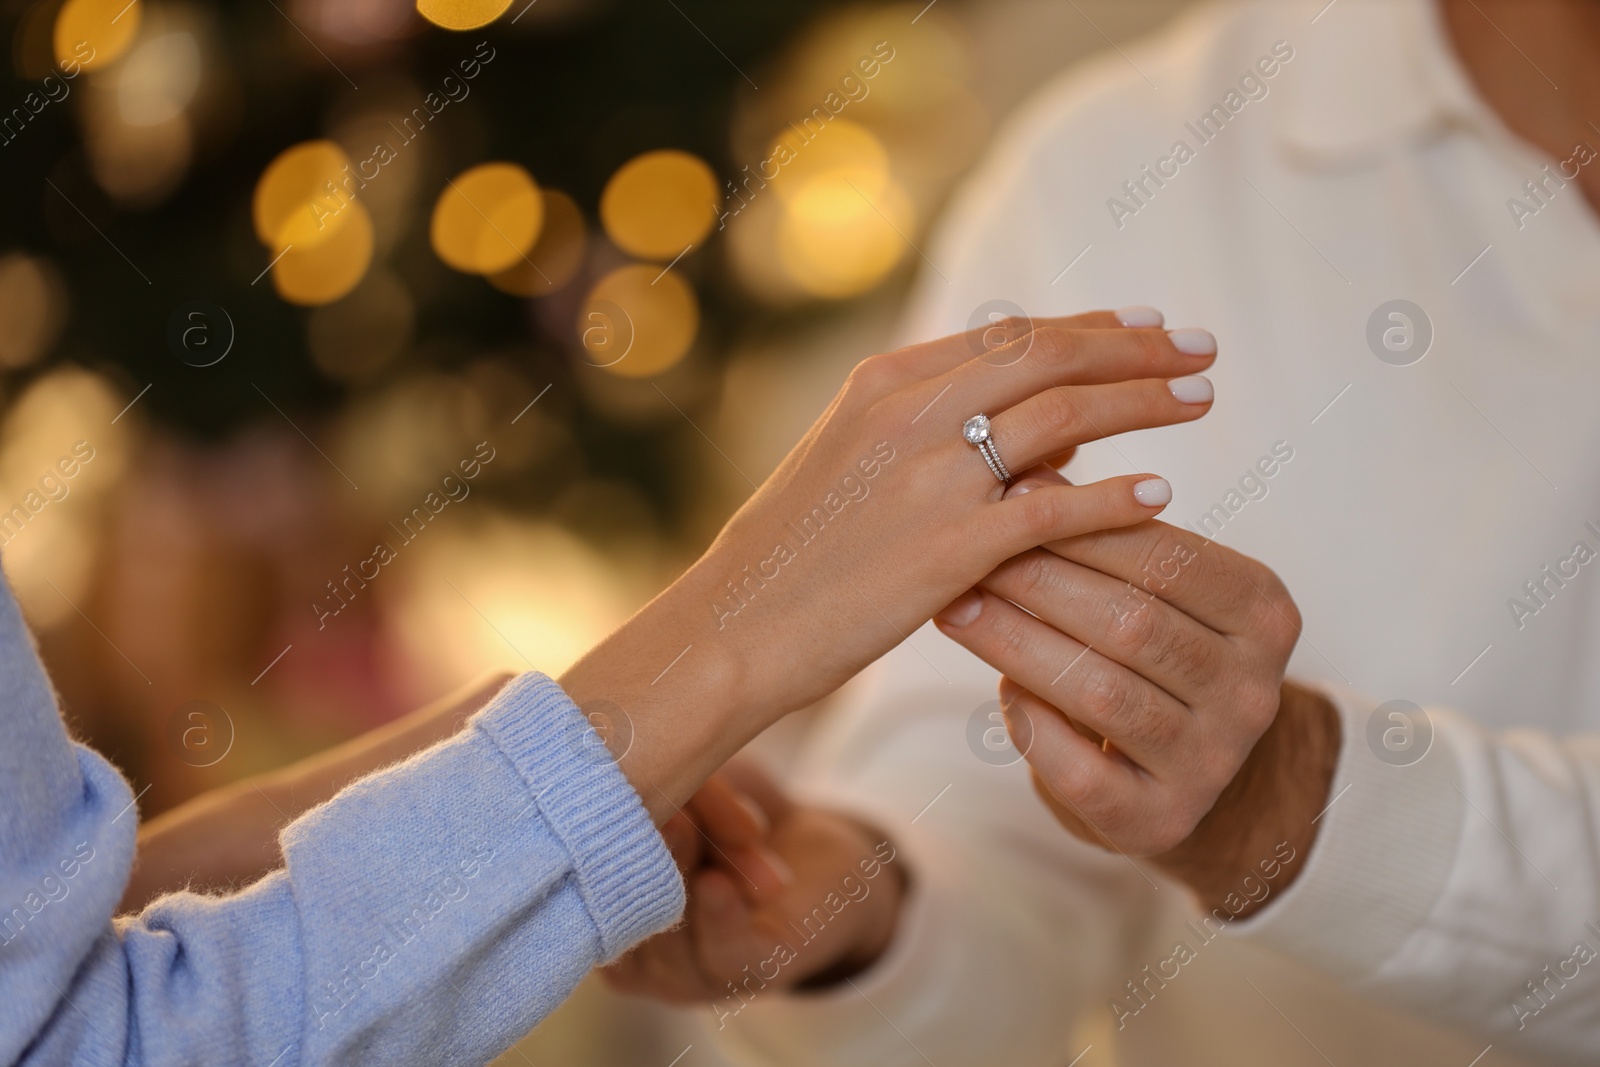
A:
963 414 1012 484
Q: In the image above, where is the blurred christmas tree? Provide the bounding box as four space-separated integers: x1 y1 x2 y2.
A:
0 0 848 523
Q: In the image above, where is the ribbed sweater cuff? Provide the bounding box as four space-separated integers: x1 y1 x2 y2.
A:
1232 685 1466 980
473 672 685 961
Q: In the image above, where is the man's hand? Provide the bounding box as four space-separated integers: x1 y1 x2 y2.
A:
933 465 1327 912
1001 676 1340 917
603 759 905 1008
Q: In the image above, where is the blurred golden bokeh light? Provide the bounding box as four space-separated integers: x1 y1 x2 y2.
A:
488 189 586 297
719 2 984 307
116 31 202 126
0 367 127 630
308 270 414 381
599 150 719 261
271 200 375 305
253 140 357 251
334 372 491 506
768 119 890 202
579 265 698 379
775 5 968 127
84 106 192 207
415 0 512 32
298 0 421 45
722 194 797 304
778 176 912 298
430 162 543 275
53 0 141 71
0 254 67 370
393 517 647 684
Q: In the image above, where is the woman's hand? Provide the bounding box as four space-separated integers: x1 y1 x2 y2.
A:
602 758 905 1011
933 465 1303 861
562 309 1219 817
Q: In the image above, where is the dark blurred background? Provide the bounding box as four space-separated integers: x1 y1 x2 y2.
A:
0 0 1190 1059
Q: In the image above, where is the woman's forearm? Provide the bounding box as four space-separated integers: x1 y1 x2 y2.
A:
121 671 514 911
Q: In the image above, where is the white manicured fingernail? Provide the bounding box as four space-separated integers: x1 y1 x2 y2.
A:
1167 375 1214 404
1134 478 1172 507
1168 328 1216 356
937 589 983 627
1116 305 1164 328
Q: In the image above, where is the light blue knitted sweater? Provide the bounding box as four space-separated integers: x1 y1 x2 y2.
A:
0 574 685 1066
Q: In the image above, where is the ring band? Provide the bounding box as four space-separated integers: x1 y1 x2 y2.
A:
962 414 1012 483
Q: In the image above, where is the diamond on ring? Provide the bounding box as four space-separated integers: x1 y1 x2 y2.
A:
963 413 1011 483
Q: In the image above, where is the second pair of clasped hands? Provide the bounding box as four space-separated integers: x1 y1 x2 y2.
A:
557 307 1319 999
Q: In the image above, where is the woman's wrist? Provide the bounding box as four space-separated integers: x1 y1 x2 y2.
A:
558 559 768 822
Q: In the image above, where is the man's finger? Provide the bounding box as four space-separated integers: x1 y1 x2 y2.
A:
684 775 793 901
1001 684 1148 849
604 931 716 1004
1005 467 1293 638
1001 674 1105 749
717 843 794 901
1059 523 1282 638
689 868 782 988
937 590 1195 774
980 548 1232 707
599 952 648 994
634 927 722 1003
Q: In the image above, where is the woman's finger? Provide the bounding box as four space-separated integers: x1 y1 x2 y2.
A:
1039 448 1076 473
893 308 1157 380
983 474 1175 560
940 324 1216 417
935 589 1195 773
986 374 1213 476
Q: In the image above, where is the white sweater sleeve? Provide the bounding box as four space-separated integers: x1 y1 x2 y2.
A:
703 636 1166 1067
1236 686 1600 1064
